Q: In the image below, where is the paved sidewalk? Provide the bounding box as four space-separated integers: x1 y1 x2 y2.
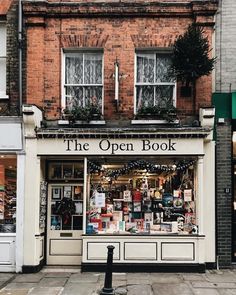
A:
1 269 236 295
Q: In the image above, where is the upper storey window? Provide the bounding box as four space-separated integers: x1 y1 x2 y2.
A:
135 52 176 113
63 51 103 113
0 23 8 99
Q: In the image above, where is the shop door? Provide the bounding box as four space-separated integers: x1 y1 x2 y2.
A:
47 184 83 265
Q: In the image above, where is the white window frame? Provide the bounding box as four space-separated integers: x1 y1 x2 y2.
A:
0 22 8 99
62 50 104 114
134 51 176 114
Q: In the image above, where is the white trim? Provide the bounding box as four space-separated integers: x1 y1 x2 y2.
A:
62 51 104 112
83 157 87 235
15 154 25 273
134 51 177 114
61 49 66 109
131 119 179 125
58 120 106 125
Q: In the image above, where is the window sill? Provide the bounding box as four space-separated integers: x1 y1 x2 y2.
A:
58 120 106 125
131 119 179 125
0 94 9 100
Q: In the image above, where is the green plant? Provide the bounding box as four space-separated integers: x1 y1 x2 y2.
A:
63 104 102 123
136 105 177 122
171 24 215 87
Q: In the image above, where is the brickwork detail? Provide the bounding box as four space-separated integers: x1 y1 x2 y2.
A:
216 123 232 267
23 1 217 121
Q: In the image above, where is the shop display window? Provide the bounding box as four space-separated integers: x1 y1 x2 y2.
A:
86 158 197 235
0 156 17 233
48 162 84 181
50 185 83 231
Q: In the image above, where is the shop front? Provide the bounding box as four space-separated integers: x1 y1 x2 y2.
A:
0 118 24 272
22 120 215 272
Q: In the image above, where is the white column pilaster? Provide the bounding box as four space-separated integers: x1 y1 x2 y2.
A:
197 156 204 235
15 152 25 273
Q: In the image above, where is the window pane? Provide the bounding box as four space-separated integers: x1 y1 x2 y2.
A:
84 86 102 108
156 54 173 83
0 58 6 94
137 54 154 83
155 85 174 108
0 25 6 56
65 55 83 84
84 53 102 84
136 85 154 110
65 86 83 109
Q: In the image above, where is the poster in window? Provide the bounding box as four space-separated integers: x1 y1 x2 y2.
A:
64 186 72 198
184 189 192 202
133 201 142 212
52 187 61 200
74 186 83 200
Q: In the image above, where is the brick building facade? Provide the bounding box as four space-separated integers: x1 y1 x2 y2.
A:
0 0 24 272
214 0 236 267
19 0 218 272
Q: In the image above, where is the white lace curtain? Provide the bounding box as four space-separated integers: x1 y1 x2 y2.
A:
65 53 102 109
136 53 174 110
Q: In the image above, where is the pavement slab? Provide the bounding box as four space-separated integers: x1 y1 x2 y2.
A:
28 287 63 295
150 273 183 283
44 272 71 278
12 274 44 283
115 287 127 295
68 273 99 283
206 272 236 283
0 274 15 282
127 284 153 295
0 289 30 295
61 282 98 295
191 282 236 289
38 277 68 287
192 289 220 295
152 283 194 295
182 274 207 281
3 283 37 290
218 290 236 295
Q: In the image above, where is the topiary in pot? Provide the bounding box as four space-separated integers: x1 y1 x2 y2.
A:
171 24 215 109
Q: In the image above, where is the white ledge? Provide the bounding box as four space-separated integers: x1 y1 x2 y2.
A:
58 120 106 125
131 119 179 125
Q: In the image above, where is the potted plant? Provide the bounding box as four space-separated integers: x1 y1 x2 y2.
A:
171 24 215 107
62 104 102 124
136 105 177 123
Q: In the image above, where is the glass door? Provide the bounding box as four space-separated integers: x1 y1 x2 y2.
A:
46 161 84 265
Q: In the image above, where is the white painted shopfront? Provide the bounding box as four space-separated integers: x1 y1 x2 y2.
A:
22 106 215 272
0 118 24 272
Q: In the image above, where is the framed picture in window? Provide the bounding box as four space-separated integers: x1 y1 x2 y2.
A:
64 186 72 198
74 186 83 200
52 187 61 200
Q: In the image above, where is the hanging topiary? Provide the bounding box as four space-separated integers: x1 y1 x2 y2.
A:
171 24 215 98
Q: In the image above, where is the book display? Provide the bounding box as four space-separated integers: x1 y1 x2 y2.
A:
0 165 17 233
87 159 197 235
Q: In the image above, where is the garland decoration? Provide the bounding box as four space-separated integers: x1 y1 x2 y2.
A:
55 197 76 224
88 159 196 179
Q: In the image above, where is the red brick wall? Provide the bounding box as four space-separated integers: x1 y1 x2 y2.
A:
23 1 217 121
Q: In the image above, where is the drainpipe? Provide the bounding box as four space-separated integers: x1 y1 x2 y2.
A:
18 0 22 115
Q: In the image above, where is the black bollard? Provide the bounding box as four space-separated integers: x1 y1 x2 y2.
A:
100 245 115 295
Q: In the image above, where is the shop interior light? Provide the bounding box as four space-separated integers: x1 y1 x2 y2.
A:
233 132 236 142
0 155 5 158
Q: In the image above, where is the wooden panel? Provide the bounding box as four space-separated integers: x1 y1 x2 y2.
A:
50 239 82 256
0 241 14 264
161 242 194 261
87 242 120 260
124 242 157 260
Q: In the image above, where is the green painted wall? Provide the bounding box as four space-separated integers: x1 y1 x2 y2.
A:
212 93 231 119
